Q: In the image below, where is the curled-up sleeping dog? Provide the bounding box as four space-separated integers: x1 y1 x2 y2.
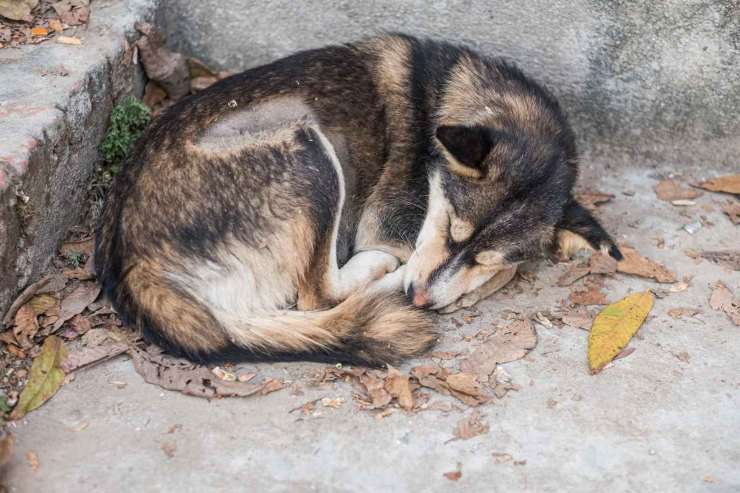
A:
96 34 621 366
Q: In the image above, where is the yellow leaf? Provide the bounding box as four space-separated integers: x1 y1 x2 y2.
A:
588 291 653 373
10 336 68 420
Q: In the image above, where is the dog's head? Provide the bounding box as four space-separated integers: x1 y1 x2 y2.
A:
404 63 621 310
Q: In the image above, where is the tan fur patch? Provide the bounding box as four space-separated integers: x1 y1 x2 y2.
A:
450 217 475 242
557 230 595 260
474 250 505 266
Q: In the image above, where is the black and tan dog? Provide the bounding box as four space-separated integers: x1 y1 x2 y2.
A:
96 34 621 365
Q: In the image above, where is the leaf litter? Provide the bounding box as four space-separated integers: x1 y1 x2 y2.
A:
694 175 740 195
709 282 740 326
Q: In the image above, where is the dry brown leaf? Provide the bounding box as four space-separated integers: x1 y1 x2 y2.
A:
426 351 461 360
28 294 58 315
53 283 101 331
721 201 740 225
445 373 483 397
359 371 392 408
61 341 128 373
695 175 740 195
135 23 190 100
130 346 284 398
3 275 67 327
617 245 677 283
48 18 63 32
654 179 702 202
450 410 489 441
186 56 218 78
570 285 608 305
461 320 537 382
709 282 740 326
709 282 734 312
667 307 701 320
576 191 615 210
13 304 39 349
700 251 740 271
258 378 285 396
384 366 414 411
443 463 462 481
143 80 168 110
557 264 590 287
60 237 94 258
51 0 89 26
589 252 618 274
57 35 81 45
561 308 593 330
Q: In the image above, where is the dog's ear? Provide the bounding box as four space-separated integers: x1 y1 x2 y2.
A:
555 199 623 261
436 125 493 178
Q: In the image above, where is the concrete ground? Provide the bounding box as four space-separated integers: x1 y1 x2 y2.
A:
4 159 739 492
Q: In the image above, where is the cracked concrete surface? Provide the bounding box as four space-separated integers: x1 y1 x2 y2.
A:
4 159 739 492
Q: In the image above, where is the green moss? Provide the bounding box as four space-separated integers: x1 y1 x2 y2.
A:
100 97 150 174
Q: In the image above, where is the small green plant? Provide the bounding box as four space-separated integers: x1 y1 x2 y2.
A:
100 97 150 174
64 251 86 268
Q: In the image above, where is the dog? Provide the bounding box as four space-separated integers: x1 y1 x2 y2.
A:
95 34 621 366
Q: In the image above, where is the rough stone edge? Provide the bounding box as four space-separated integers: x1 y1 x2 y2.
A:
0 1 157 322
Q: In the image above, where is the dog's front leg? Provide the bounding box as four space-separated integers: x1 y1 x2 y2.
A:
328 250 401 301
437 266 517 314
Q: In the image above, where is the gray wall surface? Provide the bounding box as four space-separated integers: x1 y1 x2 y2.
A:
161 0 740 169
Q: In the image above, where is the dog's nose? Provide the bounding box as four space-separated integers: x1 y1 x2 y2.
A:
407 285 430 308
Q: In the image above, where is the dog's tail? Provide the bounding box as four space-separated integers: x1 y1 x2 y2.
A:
106 262 437 365
221 290 438 365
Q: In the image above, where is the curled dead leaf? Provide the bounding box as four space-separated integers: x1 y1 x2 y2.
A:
384 366 414 411
667 307 701 320
449 410 489 442
709 282 740 326
654 179 702 202
135 23 190 100
2 275 67 327
695 175 740 195
576 191 614 210
130 346 285 398
570 285 608 305
13 304 39 349
53 283 101 331
617 245 677 283
721 201 740 225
